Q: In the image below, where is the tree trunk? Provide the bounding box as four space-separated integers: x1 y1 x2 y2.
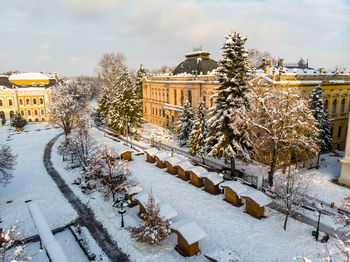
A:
202 156 205 165
230 157 235 179
268 149 277 187
316 152 321 166
283 213 289 231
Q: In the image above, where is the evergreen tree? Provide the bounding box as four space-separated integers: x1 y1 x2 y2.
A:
188 100 207 163
135 64 147 100
10 112 26 129
206 32 252 178
309 84 333 165
176 100 194 143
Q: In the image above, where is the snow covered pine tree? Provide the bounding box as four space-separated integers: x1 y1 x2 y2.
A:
176 100 194 144
188 100 208 163
206 32 252 178
135 64 147 101
309 84 333 166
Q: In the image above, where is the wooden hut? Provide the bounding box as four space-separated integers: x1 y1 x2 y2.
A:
203 172 224 195
189 166 208 187
165 157 185 175
144 147 159 163
125 186 142 207
133 193 160 216
170 220 207 257
240 190 272 219
114 144 134 161
219 181 248 206
154 152 171 168
204 248 243 262
176 161 194 181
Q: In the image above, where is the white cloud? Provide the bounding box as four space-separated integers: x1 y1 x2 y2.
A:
38 42 51 50
0 52 8 58
70 56 81 62
34 55 51 61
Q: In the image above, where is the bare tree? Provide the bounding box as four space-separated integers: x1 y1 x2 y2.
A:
274 167 309 231
248 48 273 68
0 144 17 186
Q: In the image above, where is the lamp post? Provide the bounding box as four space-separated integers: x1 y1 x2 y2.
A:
315 210 321 241
113 195 127 228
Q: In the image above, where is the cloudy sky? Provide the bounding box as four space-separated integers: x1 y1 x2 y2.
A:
0 0 349 76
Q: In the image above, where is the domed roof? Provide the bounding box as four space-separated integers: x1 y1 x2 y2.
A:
173 50 218 75
9 72 50 86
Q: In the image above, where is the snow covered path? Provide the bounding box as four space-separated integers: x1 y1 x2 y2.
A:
0 124 77 238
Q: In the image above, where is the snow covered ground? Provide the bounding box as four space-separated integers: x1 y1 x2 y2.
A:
51 127 340 262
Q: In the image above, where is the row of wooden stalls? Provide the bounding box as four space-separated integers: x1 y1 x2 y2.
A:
142 147 272 259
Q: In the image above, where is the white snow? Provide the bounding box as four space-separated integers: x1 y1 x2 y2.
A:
159 204 178 220
240 190 272 207
205 248 244 262
154 151 171 162
176 161 194 171
9 72 50 81
165 156 186 166
170 220 207 245
189 166 208 177
133 192 160 206
220 181 248 196
204 172 223 185
125 185 143 195
144 147 159 157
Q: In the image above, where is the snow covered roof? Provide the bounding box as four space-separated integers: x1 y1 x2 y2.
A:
114 144 134 155
240 190 272 207
189 166 208 177
170 220 207 245
134 193 160 206
154 151 171 161
159 204 178 220
125 186 142 195
220 181 249 196
165 156 186 166
9 72 50 81
176 161 194 171
144 147 159 157
205 248 244 262
204 172 224 185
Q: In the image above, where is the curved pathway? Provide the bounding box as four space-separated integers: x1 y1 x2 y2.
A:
44 133 130 262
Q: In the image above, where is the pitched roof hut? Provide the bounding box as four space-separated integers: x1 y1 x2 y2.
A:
204 248 244 262
144 147 159 163
154 151 171 168
176 161 194 181
125 186 142 207
114 144 134 161
165 156 186 175
170 220 207 257
189 166 208 187
219 181 248 206
203 172 224 195
133 193 160 216
240 190 272 219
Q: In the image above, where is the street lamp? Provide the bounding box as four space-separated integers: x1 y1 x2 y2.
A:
113 195 128 228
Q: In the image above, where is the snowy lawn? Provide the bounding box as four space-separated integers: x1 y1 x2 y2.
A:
0 124 78 239
51 127 334 262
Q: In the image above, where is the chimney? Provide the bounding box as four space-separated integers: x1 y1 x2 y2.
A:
264 64 270 74
268 59 273 66
164 67 170 73
278 58 284 67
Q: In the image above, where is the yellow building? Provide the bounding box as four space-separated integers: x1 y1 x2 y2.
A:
0 73 56 124
142 51 350 150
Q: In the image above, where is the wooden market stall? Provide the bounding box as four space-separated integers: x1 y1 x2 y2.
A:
219 181 248 206
203 172 224 195
134 193 160 216
125 186 142 207
165 156 186 175
114 144 134 161
144 147 159 163
189 166 208 187
154 151 171 168
176 161 195 181
240 190 272 219
170 220 207 257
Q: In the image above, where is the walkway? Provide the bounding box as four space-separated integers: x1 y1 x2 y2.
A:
43 133 130 262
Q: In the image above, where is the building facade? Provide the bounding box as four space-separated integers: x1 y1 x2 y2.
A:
0 73 55 124
142 50 350 150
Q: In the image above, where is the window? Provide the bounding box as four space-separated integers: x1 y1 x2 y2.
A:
167 89 169 103
188 90 192 106
163 109 165 117
27 110 31 116
152 107 154 115
19 99 23 105
210 97 214 107
341 99 345 114
324 100 328 113
26 98 30 105
34 110 38 116
181 90 184 106
144 107 146 113
33 98 37 105
174 90 177 105
203 96 206 107
39 98 43 104
21 110 24 116
0 99 2 106
332 99 337 115
8 99 13 106
156 108 158 116
330 126 334 137
41 109 44 115
172 116 174 123
338 126 342 138
10 111 14 119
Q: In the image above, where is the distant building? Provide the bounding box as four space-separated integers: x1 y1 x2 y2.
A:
142 49 350 150
0 72 56 124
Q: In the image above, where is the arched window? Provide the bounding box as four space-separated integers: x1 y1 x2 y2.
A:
26 98 30 105
39 98 43 104
8 99 13 106
27 110 31 116
19 99 23 105
341 99 345 114
21 110 24 116
174 90 177 105
41 109 44 115
0 99 3 106
324 100 328 113
337 126 342 137
10 111 14 119
34 110 38 116
188 90 192 106
181 90 184 106
33 98 37 105
332 99 337 115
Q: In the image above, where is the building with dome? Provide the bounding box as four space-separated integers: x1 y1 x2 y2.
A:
142 50 350 150
0 72 56 124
